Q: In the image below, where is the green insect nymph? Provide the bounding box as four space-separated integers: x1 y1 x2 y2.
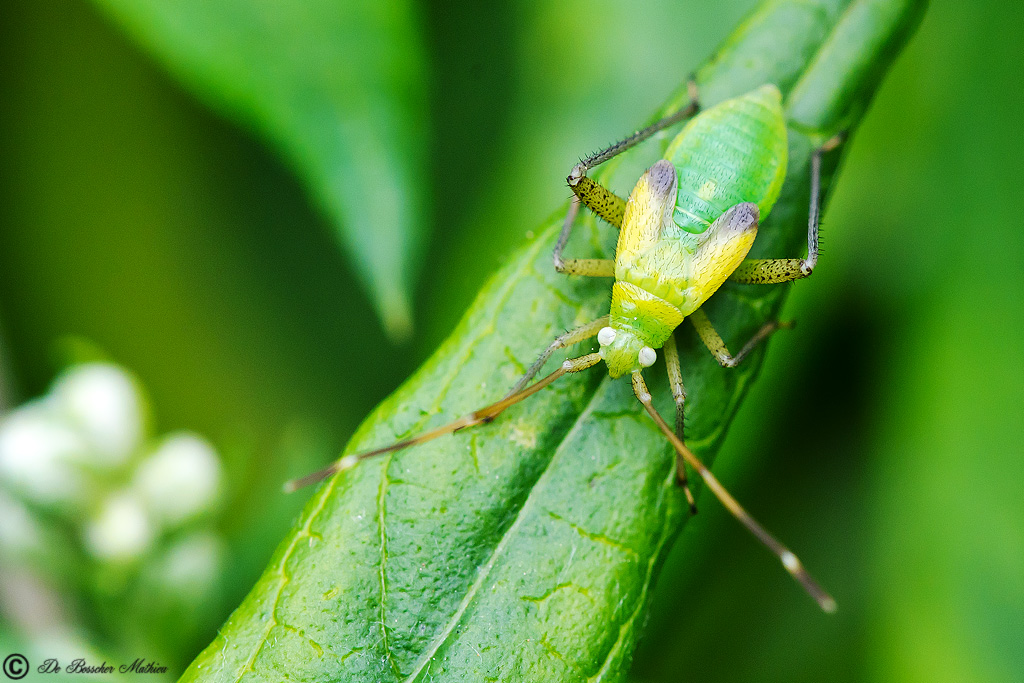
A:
598 85 786 378
289 83 844 613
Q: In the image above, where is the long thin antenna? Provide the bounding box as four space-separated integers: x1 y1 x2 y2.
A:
284 353 603 493
631 371 837 613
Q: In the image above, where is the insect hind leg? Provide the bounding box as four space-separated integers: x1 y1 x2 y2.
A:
729 132 846 284
563 78 701 232
569 79 700 178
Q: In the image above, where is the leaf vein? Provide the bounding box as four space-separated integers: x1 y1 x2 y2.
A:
546 510 642 562
377 462 399 677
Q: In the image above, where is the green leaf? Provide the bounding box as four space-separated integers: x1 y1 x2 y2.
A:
90 0 429 339
181 1 925 681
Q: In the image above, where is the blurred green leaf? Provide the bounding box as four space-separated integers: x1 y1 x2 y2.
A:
179 1 923 681
869 281 1024 683
91 0 430 339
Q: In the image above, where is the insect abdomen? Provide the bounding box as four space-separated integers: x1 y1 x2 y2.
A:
665 84 788 234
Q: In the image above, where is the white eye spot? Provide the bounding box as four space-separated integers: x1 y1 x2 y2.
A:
597 327 616 346
638 347 657 367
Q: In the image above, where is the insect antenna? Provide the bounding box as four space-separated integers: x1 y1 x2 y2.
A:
283 353 603 493
631 372 837 613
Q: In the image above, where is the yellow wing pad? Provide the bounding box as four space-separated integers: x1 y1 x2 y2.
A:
681 202 759 315
615 160 678 269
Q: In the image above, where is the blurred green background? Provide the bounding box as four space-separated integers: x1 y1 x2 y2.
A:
0 0 1021 681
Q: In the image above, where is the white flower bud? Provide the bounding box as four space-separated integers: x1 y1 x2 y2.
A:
156 532 223 596
0 490 43 555
0 405 89 505
83 491 154 561
52 364 143 467
133 433 221 527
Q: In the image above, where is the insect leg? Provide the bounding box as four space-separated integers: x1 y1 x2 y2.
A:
566 79 701 228
567 178 627 229
508 314 609 396
552 197 617 276
663 333 698 514
285 353 603 493
689 308 792 368
729 133 846 284
570 79 700 178
631 371 836 613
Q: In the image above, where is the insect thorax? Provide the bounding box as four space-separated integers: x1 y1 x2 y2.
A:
597 282 679 378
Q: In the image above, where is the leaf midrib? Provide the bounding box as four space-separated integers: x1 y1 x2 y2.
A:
400 236 612 680
402 376 681 682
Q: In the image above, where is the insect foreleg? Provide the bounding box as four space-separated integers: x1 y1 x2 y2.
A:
663 333 697 514
508 314 609 396
630 371 836 613
729 133 846 284
689 308 792 368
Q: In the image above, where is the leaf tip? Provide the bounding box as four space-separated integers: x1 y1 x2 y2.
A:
377 289 414 344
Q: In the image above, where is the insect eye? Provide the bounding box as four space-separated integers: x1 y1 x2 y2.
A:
638 346 657 367
597 327 616 346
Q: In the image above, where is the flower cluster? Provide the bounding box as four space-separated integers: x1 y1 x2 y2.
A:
0 362 226 663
